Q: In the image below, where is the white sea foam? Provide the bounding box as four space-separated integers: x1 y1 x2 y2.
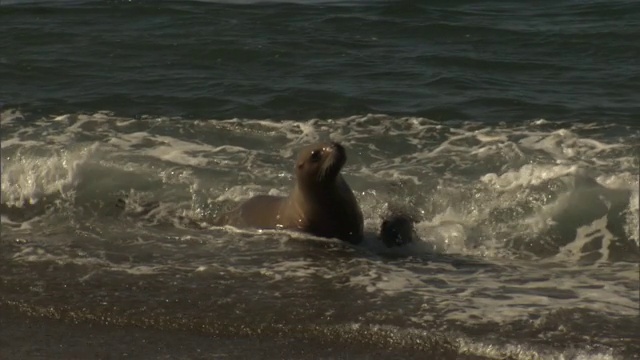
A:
3 111 637 249
2 110 638 331
0 142 98 206
10 245 170 279
457 336 621 360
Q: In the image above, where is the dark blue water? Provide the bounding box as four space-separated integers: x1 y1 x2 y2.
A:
2 0 639 122
1 1 639 359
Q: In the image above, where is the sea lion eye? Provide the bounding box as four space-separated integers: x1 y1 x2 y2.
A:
310 150 322 162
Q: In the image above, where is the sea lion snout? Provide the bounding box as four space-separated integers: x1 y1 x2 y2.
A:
322 142 346 177
329 141 343 151
329 142 346 159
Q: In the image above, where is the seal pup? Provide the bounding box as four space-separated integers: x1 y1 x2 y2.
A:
380 213 417 248
213 142 364 244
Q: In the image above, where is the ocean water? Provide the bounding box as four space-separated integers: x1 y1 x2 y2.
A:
1 0 639 359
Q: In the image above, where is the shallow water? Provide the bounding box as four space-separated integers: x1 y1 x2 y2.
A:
2 111 638 358
1 0 639 359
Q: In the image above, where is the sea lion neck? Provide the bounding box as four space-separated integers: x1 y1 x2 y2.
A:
293 175 340 199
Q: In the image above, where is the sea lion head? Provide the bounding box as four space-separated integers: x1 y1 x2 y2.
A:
295 142 347 189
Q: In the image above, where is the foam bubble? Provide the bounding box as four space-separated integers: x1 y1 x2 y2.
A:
1 142 98 206
457 336 621 360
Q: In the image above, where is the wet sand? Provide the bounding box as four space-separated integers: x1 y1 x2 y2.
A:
1 308 487 360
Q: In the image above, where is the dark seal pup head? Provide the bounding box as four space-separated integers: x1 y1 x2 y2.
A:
380 214 416 247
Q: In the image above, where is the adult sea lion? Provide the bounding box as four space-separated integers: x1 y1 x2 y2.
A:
213 141 365 244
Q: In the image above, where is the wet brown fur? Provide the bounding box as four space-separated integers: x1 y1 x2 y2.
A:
213 142 364 244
